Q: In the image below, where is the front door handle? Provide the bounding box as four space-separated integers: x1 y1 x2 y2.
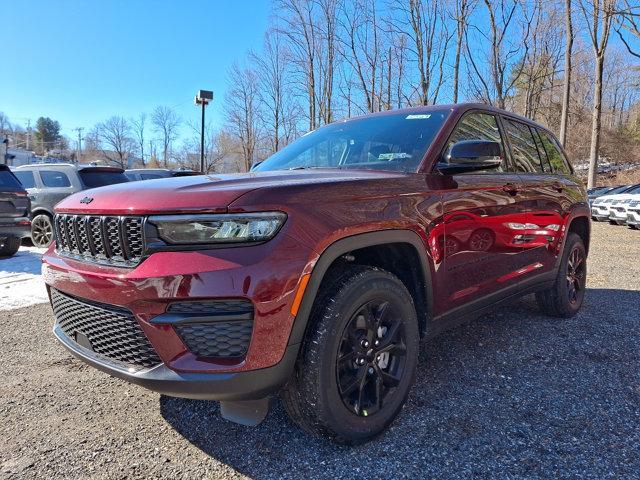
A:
502 183 519 196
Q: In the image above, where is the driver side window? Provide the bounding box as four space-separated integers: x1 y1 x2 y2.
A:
447 112 506 172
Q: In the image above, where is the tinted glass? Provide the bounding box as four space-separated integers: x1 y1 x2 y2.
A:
79 170 129 188
40 170 71 188
141 173 164 180
446 112 506 172
533 129 553 172
254 110 450 173
0 170 23 189
537 131 572 174
12 170 36 189
505 120 543 173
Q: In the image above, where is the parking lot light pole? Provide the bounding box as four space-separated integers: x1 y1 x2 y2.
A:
195 90 213 173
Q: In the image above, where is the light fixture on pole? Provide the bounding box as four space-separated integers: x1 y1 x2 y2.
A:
195 90 213 173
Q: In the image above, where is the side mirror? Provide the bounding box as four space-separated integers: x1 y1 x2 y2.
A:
437 140 502 175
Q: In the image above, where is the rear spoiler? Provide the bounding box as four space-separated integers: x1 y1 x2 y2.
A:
77 166 125 173
0 164 9 171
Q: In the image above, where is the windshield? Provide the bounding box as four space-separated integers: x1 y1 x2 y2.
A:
254 110 450 173
80 170 129 188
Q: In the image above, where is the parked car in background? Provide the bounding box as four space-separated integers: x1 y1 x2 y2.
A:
587 186 616 207
607 185 640 225
0 165 31 257
125 168 200 181
44 104 590 444
590 184 637 221
626 198 640 229
12 164 129 247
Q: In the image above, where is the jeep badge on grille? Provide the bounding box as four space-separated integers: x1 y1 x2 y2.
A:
80 197 93 204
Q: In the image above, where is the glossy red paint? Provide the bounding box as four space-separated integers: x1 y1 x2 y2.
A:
43 103 589 385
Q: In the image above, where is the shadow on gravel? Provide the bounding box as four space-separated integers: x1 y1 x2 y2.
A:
160 288 640 479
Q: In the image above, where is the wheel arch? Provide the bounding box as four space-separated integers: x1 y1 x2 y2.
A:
287 230 434 347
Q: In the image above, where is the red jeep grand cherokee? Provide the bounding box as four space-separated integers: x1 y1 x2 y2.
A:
43 104 590 444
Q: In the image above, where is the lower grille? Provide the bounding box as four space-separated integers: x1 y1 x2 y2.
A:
168 299 254 358
51 289 161 369
175 322 253 358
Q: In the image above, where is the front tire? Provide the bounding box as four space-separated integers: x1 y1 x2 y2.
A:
31 214 53 248
281 266 420 444
535 232 587 318
0 237 21 257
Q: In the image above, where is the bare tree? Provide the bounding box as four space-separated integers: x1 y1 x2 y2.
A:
560 0 575 146
277 0 319 131
251 30 289 154
130 113 147 167
451 0 475 103
466 0 535 109
151 106 181 167
224 64 261 172
94 116 134 168
616 0 640 58
579 0 616 188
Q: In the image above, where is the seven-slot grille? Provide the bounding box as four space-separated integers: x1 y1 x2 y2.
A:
54 214 144 266
51 289 161 369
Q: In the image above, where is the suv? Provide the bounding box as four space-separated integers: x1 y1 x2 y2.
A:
12 164 129 247
125 168 200 181
0 165 31 257
43 104 590 444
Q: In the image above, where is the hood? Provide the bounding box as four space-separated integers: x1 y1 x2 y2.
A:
54 169 405 215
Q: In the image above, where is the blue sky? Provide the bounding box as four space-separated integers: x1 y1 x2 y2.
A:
0 0 271 140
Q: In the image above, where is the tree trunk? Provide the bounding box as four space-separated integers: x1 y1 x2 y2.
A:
587 54 605 189
559 0 572 146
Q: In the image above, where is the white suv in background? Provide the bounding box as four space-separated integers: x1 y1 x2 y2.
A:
590 184 636 222
605 185 640 225
626 197 640 229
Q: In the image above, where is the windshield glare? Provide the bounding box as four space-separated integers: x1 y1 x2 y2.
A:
254 110 450 173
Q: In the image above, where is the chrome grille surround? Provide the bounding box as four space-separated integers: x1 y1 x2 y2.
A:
54 214 144 267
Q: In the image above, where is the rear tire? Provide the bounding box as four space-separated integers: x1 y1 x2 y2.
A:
31 214 53 248
535 233 586 318
0 237 21 257
281 266 420 444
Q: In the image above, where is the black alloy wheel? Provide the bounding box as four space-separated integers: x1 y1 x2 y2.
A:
566 245 586 305
336 300 407 417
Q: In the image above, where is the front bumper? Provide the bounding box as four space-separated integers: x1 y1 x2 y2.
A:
591 205 610 220
627 209 640 226
43 231 312 380
54 322 298 400
0 217 30 239
609 207 628 223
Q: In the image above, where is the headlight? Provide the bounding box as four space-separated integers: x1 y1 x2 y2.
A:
505 222 540 230
148 212 286 244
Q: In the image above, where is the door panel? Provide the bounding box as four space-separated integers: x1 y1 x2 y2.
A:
503 119 573 279
430 111 533 312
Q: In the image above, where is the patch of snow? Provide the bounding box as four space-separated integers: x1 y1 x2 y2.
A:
0 246 48 311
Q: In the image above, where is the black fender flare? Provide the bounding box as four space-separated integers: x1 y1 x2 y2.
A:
286 229 433 346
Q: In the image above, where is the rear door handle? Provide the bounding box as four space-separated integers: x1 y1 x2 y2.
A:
502 183 519 196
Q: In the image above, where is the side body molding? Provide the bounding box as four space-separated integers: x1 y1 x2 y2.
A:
286 229 434 347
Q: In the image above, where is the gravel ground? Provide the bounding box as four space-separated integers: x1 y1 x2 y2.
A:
1 222 639 479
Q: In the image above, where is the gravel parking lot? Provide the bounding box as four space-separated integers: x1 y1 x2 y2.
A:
1 222 638 479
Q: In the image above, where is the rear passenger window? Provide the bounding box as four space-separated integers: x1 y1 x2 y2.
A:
40 170 71 188
12 170 36 189
505 120 543 173
537 131 572 175
532 129 553 172
446 112 506 172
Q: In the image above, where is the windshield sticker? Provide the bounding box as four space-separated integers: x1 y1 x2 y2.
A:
405 114 431 120
378 153 411 160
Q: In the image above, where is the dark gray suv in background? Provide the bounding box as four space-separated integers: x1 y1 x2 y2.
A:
12 164 129 247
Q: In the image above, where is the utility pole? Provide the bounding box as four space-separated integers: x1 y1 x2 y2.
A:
195 90 213 173
73 127 84 164
26 119 31 151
